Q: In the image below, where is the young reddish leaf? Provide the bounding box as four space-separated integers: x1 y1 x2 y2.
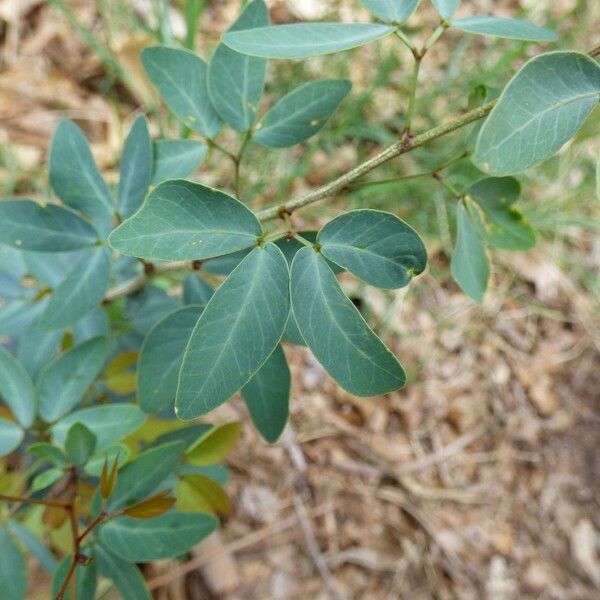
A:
122 490 176 519
100 453 120 499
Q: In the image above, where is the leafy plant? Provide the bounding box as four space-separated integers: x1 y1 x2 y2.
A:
1 0 599 598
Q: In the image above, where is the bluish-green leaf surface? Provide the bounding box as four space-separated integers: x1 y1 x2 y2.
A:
318 209 427 289
119 115 153 218
107 441 185 510
431 0 460 20
0 200 98 251
64 422 96 466
52 404 145 451
7 521 57 572
242 344 290 443
451 202 489 303
451 16 557 42
0 346 35 427
138 306 204 413
24 249 85 287
291 247 406 396
142 46 223 138
177 243 289 419
208 0 269 132
52 555 97 600
109 180 262 261
37 337 109 423
183 274 214 305
38 248 110 330
222 23 395 59
0 418 24 456
0 526 26 600
17 325 61 379
151 139 207 185
99 512 217 562
474 52 600 175
360 0 420 23
254 79 351 148
48 119 114 236
95 544 150 600
467 177 536 250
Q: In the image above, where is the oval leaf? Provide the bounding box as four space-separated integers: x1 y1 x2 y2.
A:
186 422 241 465
138 305 204 413
451 16 556 42
176 244 290 419
37 336 110 423
222 23 395 59
0 200 98 252
49 119 114 236
65 422 97 466
431 0 460 20
0 418 24 456
95 545 150 600
0 526 26 600
142 46 223 138
0 347 35 427
318 209 427 289
360 0 420 23
242 345 290 443
99 512 217 562
109 180 262 261
254 79 351 148
208 0 269 132
291 247 406 396
474 52 600 175
151 139 207 185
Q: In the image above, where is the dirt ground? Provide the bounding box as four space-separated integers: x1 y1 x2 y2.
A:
1 1 599 598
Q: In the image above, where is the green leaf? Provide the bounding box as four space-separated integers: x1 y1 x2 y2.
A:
254 79 351 148
318 209 427 289
7 521 57 572
109 180 262 261
151 139 207 185
65 423 97 465
99 512 217 562
431 0 460 20
242 345 290 443
451 202 489 303
0 526 26 600
176 243 290 418
141 46 223 138
31 467 63 491
177 474 230 515
27 442 66 467
0 347 35 427
291 247 406 396
474 52 600 175
17 326 61 379
52 556 97 600
95 544 150 600
48 119 114 236
38 248 111 330
451 16 556 42
183 274 214 305
138 306 204 413
107 441 185 510
186 422 241 465
0 200 99 252
52 404 145 451
359 0 420 23
467 177 536 250
208 0 269 131
37 336 110 422
222 23 395 59
119 115 153 218
0 418 24 456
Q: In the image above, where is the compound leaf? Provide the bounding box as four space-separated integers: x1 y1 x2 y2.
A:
49 119 114 236
0 526 26 600
451 202 489 303
474 52 600 175
109 180 262 261
254 79 351 148
142 46 223 138
242 345 290 443
119 115 153 218
0 200 98 252
208 0 269 131
451 16 556 42
99 512 217 562
138 306 204 413
0 347 35 428
222 23 394 59
151 139 207 185
291 247 406 396
318 209 427 289
37 336 110 422
359 0 420 23
176 244 289 418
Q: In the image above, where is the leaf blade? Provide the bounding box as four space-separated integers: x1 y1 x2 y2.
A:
359 0 420 23
0 347 35 428
451 16 557 42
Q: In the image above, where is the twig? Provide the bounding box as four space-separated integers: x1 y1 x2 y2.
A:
0 494 69 509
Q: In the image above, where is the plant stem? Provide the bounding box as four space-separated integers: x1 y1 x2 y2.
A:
403 56 422 134
394 29 416 53
234 131 252 199
207 139 236 162
432 172 464 199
